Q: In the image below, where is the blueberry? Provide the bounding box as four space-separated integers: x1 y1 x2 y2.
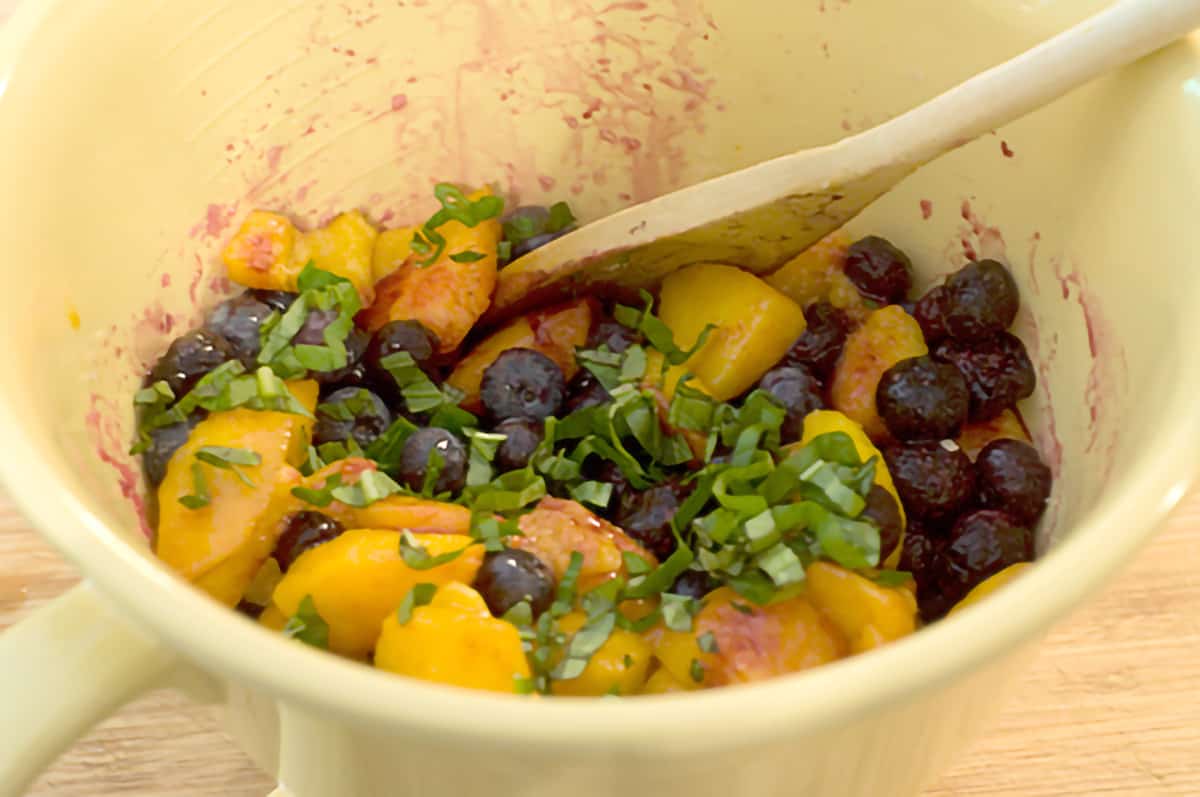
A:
247 289 299 313
861 484 904 561
783 301 851 377
898 520 948 618
758 366 825 443
502 205 575 262
480 348 566 421
147 329 234 397
670 570 718 600
613 480 691 561
583 460 631 518
315 328 370 388
142 416 200 487
365 320 440 377
930 509 1033 613
844 236 913 305
885 441 976 524
273 511 345 571
473 548 557 618
398 428 468 495
933 333 1036 422
494 417 544 472
942 260 1020 342
976 439 1052 526
293 309 338 347
564 370 611 413
313 387 393 450
363 320 441 406
913 285 950 343
587 319 642 354
205 294 273 369
876 355 970 442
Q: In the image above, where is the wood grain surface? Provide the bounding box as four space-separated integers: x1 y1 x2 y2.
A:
1 488 1197 796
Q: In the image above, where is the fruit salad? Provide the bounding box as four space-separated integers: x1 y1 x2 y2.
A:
132 185 1051 696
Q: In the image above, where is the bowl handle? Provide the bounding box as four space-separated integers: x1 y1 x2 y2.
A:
0 582 177 796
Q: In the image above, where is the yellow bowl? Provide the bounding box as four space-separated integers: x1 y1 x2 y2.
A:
0 2 1198 796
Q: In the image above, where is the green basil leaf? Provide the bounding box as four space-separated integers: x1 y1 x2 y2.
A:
194 446 261 468
178 461 211 510
283 595 330 649
815 513 881 570
570 480 613 509
660 593 700 632
546 201 577 233
398 531 470 570
396 583 439 624
552 610 616 681
624 545 694 600
871 570 913 587
727 570 776 606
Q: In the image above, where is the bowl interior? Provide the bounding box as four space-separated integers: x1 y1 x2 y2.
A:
0 0 1198 719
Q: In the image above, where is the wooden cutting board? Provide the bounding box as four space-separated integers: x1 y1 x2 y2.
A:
2 488 1199 797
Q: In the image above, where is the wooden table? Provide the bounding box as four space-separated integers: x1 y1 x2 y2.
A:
1 488 1198 796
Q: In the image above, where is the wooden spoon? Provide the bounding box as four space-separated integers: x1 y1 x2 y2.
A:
494 0 1200 313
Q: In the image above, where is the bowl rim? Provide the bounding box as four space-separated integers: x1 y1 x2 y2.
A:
2 0 1199 752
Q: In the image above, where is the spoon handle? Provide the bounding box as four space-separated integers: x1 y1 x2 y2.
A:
855 0 1200 169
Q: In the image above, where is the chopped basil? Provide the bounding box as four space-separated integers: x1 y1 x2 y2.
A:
282 595 329 649
755 542 806 587
577 347 623 391
730 601 755 616
613 289 715 366
546 201 576 233
418 446 446 497
501 201 577 258
668 380 716 432
194 445 261 488
363 416 419 468
257 263 361 375
625 545 694 600
689 658 705 684
550 551 585 618
467 465 548 512
178 461 211 509
815 513 881 569
465 429 507 487
697 631 719 654
380 351 448 414
396 583 438 624
329 469 406 508
512 675 536 695
552 610 616 681
501 600 534 628
134 380 175 418
871 570 913 587
621 551 653 577
727 571 776 606
660 593 700 632
411 184 505 267
580 576 624 620
622 653 634 670
470 515 522 553
291 474 341 507
449 250 487 264
568 480 612 509
398 531 470 570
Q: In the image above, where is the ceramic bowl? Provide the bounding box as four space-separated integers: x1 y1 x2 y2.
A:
0 1 1198 796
